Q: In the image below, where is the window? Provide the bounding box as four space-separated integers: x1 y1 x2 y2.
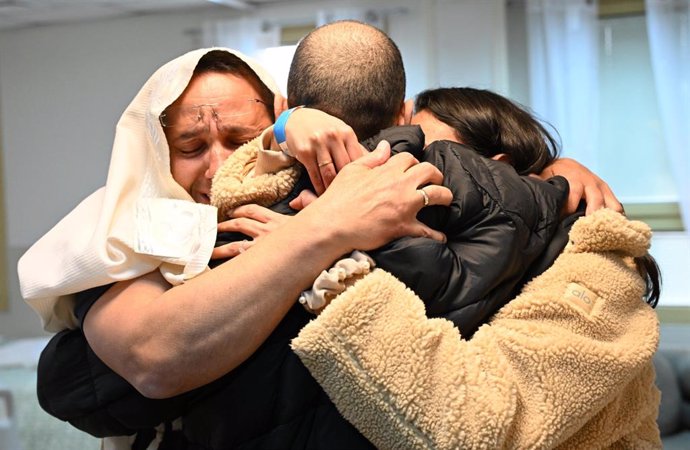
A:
509 0 689 308
598 2 682 229
509 0 685 229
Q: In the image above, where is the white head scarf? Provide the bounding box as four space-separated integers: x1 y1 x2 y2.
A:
18 48 280 332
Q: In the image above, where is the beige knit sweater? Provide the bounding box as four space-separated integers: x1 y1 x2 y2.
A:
292 208 661 449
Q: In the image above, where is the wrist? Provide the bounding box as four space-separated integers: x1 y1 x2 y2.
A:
274 105 305 157
296 201 354 256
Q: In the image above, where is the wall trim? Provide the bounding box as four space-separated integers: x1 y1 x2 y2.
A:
625 202 685 232
657 306 690 324
599 0 645 17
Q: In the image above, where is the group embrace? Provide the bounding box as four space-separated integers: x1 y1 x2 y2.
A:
20 20 661 450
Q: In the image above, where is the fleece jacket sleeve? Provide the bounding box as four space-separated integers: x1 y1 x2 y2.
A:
292 209 661 450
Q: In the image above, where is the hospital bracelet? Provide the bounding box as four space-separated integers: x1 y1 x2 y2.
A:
274 105 305 157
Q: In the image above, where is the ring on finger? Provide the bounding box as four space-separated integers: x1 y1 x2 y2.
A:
417 188 430 207
318 160 333 168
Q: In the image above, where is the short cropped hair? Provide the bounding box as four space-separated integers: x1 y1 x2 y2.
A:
287 20 406 140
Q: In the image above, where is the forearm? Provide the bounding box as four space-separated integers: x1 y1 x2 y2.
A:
293 211 661 448
85 146 452 398
293 268 659 449
85 207 349 398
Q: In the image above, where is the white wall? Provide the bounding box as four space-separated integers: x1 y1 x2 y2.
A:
0 0 508 337
203 0 507 99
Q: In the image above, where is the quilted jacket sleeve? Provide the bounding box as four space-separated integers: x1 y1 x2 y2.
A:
292 209 661 450
369 143 568 338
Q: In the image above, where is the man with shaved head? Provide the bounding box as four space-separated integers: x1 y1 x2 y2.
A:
258 19 568 335
287 20 407 140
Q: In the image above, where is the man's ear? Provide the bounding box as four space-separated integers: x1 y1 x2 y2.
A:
491 153 513 165
396 99 414 126
273 94 288 121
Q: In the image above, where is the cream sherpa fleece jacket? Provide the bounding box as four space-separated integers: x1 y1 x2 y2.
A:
210 132 299 220
292 208 661 449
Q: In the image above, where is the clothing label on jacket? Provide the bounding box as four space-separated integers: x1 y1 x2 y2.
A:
564 282 598 314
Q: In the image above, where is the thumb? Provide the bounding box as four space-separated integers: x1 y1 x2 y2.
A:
289 189 318 211
354 140 391 169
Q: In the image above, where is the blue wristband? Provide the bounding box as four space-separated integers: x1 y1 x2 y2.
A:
274 106 304 156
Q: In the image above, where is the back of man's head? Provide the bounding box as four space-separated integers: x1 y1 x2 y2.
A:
287 20 406 140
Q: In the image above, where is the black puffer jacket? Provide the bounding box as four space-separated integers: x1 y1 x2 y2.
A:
184 130 569 449
37 126 568 449
368 127 568 336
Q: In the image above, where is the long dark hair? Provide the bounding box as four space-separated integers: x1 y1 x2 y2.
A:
636 254 661 308
415 87 661 307
415 87 560 175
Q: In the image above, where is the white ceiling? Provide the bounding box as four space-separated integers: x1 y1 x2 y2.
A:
0 0 290 30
